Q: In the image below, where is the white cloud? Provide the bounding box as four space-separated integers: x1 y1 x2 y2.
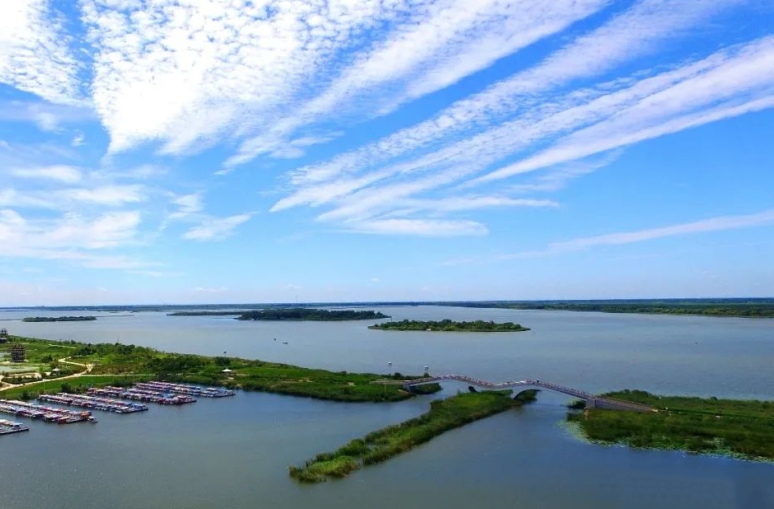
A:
347 219 488 237
72 132 85 147
0 1 81 104
57 185 147 206
284 0 743 187
80 0 437 154
548 209 774 252
168 193 204 221
11 165 82 183
271 36 774 235
0 209 145 268
472 36 774 184
194 287 228 293
183 214 252 241
227 0 609 166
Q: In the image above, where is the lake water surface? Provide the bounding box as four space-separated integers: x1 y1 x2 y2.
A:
1 306 773 508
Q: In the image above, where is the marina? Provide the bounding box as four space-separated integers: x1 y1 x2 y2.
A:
0 400 96 424
0 419 29 435
88 386 197 405
135 382 236 398
38 393 149 414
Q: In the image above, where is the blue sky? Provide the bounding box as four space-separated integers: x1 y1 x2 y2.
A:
1 0 773 305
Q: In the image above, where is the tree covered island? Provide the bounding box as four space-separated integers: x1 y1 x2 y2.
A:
569 390 774 461
22 316 97 322
369 319 529 332
236 308 389 321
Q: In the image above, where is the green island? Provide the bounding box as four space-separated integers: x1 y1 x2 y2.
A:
568 390 774 460
22 316 97 322
168 311 246 316
0 335 436 402
369 319 529 332
442 299 774 318
236 308 389 321
290 389 538 483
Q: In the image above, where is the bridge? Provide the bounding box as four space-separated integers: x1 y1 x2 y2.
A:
400 374 655 412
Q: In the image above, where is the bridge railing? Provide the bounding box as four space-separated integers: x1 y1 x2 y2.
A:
402 375 654 412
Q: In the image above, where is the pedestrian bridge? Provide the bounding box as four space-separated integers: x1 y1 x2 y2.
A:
401 374 655 412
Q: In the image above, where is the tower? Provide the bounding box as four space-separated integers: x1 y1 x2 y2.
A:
10 343 25 363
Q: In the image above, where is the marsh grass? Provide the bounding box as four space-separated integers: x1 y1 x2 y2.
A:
290 391 534 483
569 390 774 460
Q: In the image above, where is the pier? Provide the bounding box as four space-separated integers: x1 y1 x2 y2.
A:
88 386 197 405
39 393 148 414
0 400 96 423
135 382 236 398
0 419 29 435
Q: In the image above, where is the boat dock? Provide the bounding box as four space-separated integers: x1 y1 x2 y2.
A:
135 382 236 398
39 393 148 414
88 386 197 405
0 419 29 435
0 400 96 424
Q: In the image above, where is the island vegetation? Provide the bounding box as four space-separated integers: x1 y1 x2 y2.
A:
568 390 774 460
441 299 774 318
0 335 437 402
22 316 97 322
369 319 529 332
289 389 538 483
168 311 246 316
236 308 389 321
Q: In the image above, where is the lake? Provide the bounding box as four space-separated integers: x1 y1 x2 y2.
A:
1 306 773 508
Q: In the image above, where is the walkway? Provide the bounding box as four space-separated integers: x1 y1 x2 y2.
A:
401 374 655 412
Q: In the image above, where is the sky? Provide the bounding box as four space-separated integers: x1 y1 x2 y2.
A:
1 0 774 306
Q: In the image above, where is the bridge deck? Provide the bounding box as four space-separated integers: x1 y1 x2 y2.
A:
399 375 654 412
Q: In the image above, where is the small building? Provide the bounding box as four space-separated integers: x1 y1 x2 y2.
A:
10 343 25 363
0 328 7 344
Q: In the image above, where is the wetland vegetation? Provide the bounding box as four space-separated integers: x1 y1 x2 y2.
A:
0 335 435 403
569 390 774 460
369 319 529 332
289 390 538 483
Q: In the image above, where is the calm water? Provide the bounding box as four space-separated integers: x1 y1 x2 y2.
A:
1 306 773 509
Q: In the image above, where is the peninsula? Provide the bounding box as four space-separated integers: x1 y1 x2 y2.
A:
236 308 389 321
290 389 538 483
369 319 529 332
22 316 97 322
0 335 435 402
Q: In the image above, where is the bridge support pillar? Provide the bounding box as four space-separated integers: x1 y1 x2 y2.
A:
587 398 598 409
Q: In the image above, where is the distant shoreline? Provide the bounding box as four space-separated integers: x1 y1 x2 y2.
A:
3 298 773 319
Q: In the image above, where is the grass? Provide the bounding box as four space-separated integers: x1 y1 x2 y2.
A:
568 390 774 460
1 336 438 403
289 390 536 483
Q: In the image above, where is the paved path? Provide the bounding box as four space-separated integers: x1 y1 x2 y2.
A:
0 357 94 393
